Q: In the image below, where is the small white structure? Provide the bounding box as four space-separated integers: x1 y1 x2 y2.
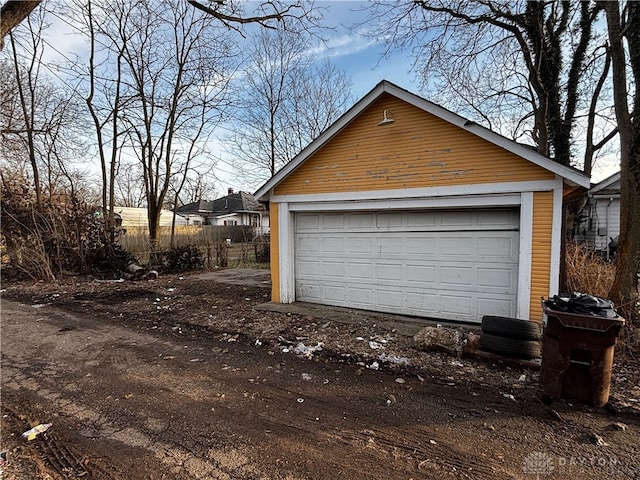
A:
115 207 188 228
575 171 620 258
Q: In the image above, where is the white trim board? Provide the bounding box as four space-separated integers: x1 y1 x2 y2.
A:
271 180 557 205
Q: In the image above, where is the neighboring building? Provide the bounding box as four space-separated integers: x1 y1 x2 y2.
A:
115 207 188 228
574 171 621 258
255 80 590 324
176 189 269 235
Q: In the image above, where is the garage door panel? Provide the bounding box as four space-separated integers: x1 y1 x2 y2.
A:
406 237 438 255
297 214 320 230
477 236 517 258
347 262 372 279
349 287 374 305
324 285 346 302
440 266 473 287
295 210 519 323
478 297 514 318
477 267 516 290
348 213 375 229
406 265 437 285
348 237 372 253
441 294 474 315
439 237 474 256
298 283 321 300
405 291 439 312
377 212 403 229
321 237 345 253
378 289 404 308
407 211 437 227
376 237 403 255
298 260 320 276
297 236 320 254
322 214 345 229
377 263 403 281
478 209 518 226
322 262 345 278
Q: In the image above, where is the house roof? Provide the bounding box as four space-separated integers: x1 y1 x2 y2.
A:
590 171 621 196
175 199 215 215
255 80 590 201
176 192 265 216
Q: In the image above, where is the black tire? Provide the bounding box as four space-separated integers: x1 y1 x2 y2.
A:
480 332 541 359
481 315 542 341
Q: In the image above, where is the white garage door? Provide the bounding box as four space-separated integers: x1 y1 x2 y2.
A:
294 209 519 323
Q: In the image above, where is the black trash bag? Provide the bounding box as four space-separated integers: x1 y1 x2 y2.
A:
548 292 617 318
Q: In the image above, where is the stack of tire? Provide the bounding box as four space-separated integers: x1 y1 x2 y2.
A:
480 316 542 359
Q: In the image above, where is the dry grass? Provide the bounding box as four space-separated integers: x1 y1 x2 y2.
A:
564 241 615 298
564 242 639 352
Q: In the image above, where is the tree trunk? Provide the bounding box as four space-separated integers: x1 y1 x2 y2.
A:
0 1 41 49
601 1 640 324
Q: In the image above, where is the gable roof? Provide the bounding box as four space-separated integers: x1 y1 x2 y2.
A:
590 171 620 196
175 199 215 215
176 192 265 216
255 80 590 201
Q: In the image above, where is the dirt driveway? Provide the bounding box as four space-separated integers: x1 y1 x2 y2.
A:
1 269 639 479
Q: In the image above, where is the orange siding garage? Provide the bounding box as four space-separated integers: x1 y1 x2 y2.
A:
256 81 590 323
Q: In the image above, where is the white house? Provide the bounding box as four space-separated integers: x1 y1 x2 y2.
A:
175 189 269 235
575 171 620 258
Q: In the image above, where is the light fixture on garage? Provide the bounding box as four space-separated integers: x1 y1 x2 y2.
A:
378 110 395 126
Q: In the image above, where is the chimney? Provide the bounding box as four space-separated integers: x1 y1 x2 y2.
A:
228 187 234 195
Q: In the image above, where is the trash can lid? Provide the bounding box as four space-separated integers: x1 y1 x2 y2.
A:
542 300 625 332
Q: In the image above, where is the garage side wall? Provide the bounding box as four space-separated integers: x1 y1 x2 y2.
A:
530 190 554 321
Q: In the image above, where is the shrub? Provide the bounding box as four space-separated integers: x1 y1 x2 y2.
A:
564 241 615 298
162 244 204 273
0 176 132 280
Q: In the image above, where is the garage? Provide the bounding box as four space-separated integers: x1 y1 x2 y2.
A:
255 81 590 323
294 209 519 323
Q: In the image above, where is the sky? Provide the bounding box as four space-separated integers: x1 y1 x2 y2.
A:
6 0 619 197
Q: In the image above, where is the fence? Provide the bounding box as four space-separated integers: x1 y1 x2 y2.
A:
118 225 269 268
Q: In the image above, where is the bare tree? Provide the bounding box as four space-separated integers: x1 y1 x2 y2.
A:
226 27 352 185
79 0 235 252
1 11 86 206
599 0 640 322
364 0 638 320
186 0 321 33
363 1 615 171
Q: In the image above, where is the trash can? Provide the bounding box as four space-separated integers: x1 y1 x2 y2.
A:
541 296 625 407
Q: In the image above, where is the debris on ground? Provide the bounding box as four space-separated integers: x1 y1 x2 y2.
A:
21 423 52 441
413 326 464 356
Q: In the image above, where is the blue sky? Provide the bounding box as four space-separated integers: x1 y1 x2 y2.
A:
20 0 617 192
309 1 419 97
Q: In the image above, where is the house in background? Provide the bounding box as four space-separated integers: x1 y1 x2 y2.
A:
574 171 621 259
115 207 188 228
176 189 269 235
255 80 590 324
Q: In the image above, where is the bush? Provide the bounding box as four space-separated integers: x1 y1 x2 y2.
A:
254 235 270 263
564 241 615 298
161 244 204 273
0 176 132 280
